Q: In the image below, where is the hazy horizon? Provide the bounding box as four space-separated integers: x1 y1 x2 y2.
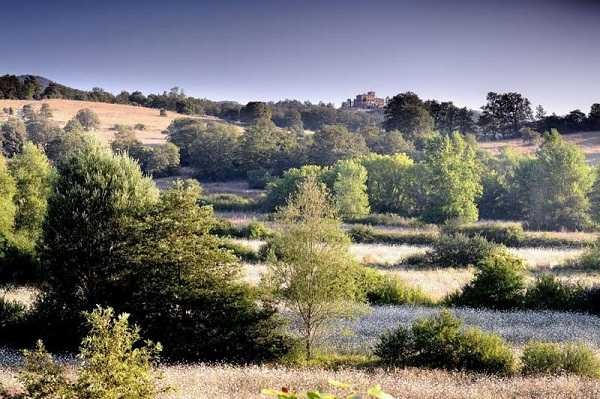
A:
2 0 599 114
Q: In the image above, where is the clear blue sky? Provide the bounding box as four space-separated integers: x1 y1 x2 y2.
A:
2 0 599 114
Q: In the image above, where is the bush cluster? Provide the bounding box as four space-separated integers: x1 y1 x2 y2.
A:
447 249 526 309
521 341 600 377
202 193 264 212
428 233 496 268
357 267 433 306
374 311 516 374
443 222 525 246
349 225 438 246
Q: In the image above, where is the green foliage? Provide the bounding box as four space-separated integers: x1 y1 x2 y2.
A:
239 118 299 174
478 92 533 137
204 193 263 212
416 132 482 224
0 154 16 236
521 131 593 230
522 342 600 377
136 143 180 177
40 142 159 347
0 118 26 157
9 143 55 240
374 310 515 374
310 124 368 166
74 108 100 131
346 213 423 228
348 225 438 246
360 153 415 214
265 165 326 210
247 168 273 189
331 159 370 218
74 307 166 398
524 275 584 311
383 92 434 142
429 234 496 268
16 308 167 399
443 222 525 247
187 122 242 179
478 148 528 220
265 176 361 359
357 267 433 306
449 249 526 309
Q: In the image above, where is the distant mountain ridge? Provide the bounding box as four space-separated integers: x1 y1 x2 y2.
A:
17 74 53 90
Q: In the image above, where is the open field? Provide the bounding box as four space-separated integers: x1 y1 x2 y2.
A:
479 131 600 163
0 99 227 145
0 363 598 399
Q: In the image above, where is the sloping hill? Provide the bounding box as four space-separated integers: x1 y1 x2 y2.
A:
0 99 225 145
479 131 600 163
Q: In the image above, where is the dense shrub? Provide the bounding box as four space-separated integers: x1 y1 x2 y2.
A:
346 213 424 228
567 241 600 269
219 239 262 263
348 225 438 246
429 234 496 268
203 193 264 212
374 311 515 374
524 275 584 311
356 267 433 306
522 341 600 377
444 222 525 246
247 168 273 189
448 249 526 309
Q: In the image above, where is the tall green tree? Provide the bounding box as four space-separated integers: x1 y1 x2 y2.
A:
41 141 159 345
74 108 101 131
0 118 26 157
188 122 242 179
0 154 16 236
265 176 361 359
416 132 482 223
310 124 368 166
331 159 370 218
360 153 415 215
9 142 55 241
479 92 533 136
383 92 434 142
524 130 593 230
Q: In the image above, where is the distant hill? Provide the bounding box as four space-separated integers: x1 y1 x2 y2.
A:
17 75 53 90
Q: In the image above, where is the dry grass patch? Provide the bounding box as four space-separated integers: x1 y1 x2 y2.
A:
0 99 226 145
158 364 600 399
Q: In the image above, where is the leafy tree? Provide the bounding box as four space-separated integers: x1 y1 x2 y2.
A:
416 132 482 223
425 100 477 135
310 124 368 166
0 154 16 236
188 122 242 179
265 177 361 359
589 104 600 131
360 153 415 214
0 118 26 157
384 92 434 141
9 143 54 241
331 159 369 218
165 118 205 165
478 148 528 220
45 129 91 164
25 116 61 151
135 143 180 177
40 142 159 346
118 180 290 361
239 118 299 174
479 92 533 137
361 127 414 155
111 124 141 154
240 102 272 123
265 165 326 210
523 130 593 230
74 108 101 131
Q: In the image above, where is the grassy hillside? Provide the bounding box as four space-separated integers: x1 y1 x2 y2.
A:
0 99 226 145
479 131 600 163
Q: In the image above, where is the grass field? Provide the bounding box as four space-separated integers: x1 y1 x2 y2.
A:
1 362 599 398
479 131 600 163
0 99 226 146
